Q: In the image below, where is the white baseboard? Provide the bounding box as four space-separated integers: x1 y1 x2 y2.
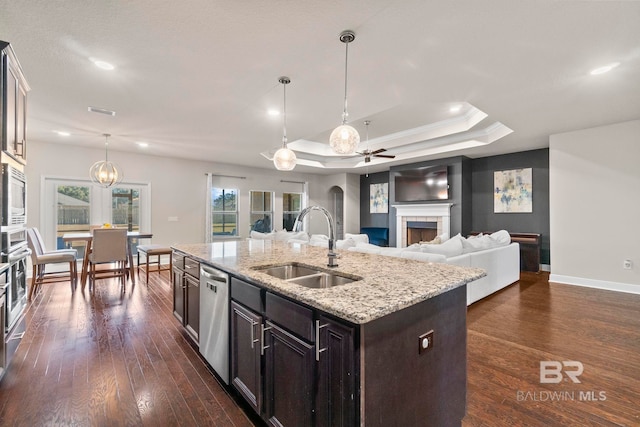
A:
549 274 640 295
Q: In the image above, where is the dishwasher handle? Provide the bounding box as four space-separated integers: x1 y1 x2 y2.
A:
200 266 228 282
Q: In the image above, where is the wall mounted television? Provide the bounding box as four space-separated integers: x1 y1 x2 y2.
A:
394 165 449 202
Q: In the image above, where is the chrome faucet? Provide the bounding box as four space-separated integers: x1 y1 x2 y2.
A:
293 205 339 267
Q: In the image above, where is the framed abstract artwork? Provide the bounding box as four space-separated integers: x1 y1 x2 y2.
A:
494 168 532 213
370 183 389 213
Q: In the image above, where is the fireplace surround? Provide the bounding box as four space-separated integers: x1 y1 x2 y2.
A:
392 203 452 248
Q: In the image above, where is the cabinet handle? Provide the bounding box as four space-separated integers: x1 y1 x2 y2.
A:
260 324 272 356
315 320 328 362
234 309 260 349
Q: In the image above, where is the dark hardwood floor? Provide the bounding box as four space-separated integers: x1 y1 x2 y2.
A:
0 271 254 427
1 270 638 426
464 272 640 427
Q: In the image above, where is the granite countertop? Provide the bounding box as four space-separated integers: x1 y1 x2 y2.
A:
172 240 485 324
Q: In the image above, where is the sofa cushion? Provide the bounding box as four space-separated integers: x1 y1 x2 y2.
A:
336 238 356 249
250 230 275 240
348 242 383 254
344 233 369 245
420 236 464 258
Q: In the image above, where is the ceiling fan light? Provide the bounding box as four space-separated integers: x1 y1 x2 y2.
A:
273 147 297 171
330 124 360 154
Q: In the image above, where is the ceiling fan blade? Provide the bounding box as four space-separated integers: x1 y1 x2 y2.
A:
370 148 387 155
373 154 396 159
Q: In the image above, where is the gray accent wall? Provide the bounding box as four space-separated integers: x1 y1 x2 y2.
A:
359 149 550 264
471 149 550 264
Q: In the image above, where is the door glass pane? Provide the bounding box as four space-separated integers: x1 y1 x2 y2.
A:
283 193 302 231
112 187 140 231
56 185 91 255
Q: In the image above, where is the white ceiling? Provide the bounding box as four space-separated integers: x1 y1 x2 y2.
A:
2 0 639 175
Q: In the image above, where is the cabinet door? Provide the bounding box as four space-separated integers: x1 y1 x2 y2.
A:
316 316 355 427
185 273 199 342
264 321 314 427
5 65 17 155
15 83 26 160
172 268 185 323
230 301 262 414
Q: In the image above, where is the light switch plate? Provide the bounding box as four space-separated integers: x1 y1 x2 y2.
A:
418 330 434 355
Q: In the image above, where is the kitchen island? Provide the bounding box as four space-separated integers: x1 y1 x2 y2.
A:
173 240 485 427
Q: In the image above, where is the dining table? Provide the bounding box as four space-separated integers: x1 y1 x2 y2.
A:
62 231 153 288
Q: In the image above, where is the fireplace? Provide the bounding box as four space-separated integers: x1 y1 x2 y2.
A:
406 221 438 245
392 203 452 248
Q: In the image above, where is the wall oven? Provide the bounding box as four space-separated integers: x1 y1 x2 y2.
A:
2 163 27 229
3 241 29 332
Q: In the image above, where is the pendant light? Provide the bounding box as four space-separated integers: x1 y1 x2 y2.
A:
273 76 297 171
329 30 360 155
90 133 123 187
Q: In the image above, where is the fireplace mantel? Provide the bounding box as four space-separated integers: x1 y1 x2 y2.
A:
392 203 452 248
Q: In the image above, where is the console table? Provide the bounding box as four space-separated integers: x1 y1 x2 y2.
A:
469 231 541 273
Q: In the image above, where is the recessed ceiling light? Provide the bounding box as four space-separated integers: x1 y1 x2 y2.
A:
136 141 149 148
267 109 280 117
449 105 462 113
590 62 620 75
55 130 70 136
92 59 115 70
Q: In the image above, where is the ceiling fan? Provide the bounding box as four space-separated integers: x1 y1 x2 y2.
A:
356 120 396 163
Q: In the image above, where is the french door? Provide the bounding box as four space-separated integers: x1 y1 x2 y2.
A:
41 177 150 255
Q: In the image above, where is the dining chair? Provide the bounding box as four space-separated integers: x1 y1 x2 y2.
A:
87 228 128 292
26 227 78 300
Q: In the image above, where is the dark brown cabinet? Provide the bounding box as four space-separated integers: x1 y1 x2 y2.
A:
171 251 199 343
230 301 262 414
172 254 185 323
315 315 355 427
1 42 29 164
230 276 356 427
264 321 314 427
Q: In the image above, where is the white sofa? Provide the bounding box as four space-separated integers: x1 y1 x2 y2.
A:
347 231 520 305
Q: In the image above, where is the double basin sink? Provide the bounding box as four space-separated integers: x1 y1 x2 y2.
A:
253 263 361 289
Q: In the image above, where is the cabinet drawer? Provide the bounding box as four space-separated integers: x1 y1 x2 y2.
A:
172 252 185 271
184 257 200 278
266 292 313 341
231 277 263 314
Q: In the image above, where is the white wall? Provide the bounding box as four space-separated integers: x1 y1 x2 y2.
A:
27 140 348 248
549 119 640 293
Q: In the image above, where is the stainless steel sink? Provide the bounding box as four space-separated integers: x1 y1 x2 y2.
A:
255 264 321 280
253 263 361 288
288 273 358 289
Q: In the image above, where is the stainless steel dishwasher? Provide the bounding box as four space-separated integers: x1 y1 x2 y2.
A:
199 265 229 384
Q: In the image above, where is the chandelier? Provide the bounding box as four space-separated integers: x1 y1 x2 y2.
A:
90 133 123 187
273 76 297 171
329 30 360 155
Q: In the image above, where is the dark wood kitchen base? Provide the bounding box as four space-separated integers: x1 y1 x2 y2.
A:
1 271 638 426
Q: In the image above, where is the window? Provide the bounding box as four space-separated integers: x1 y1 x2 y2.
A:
283 192 303 231
43 178 150 256
249 191 273 233
211 188 238 236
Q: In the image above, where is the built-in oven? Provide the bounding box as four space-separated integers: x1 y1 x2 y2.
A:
1 163 27 229
4 241 29 332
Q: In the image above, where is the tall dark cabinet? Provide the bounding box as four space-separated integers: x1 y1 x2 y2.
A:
1 41 29 164
0 41 30 383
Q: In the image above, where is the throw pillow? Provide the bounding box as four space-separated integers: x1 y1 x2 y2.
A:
420 237 464 258
345 233 369 245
